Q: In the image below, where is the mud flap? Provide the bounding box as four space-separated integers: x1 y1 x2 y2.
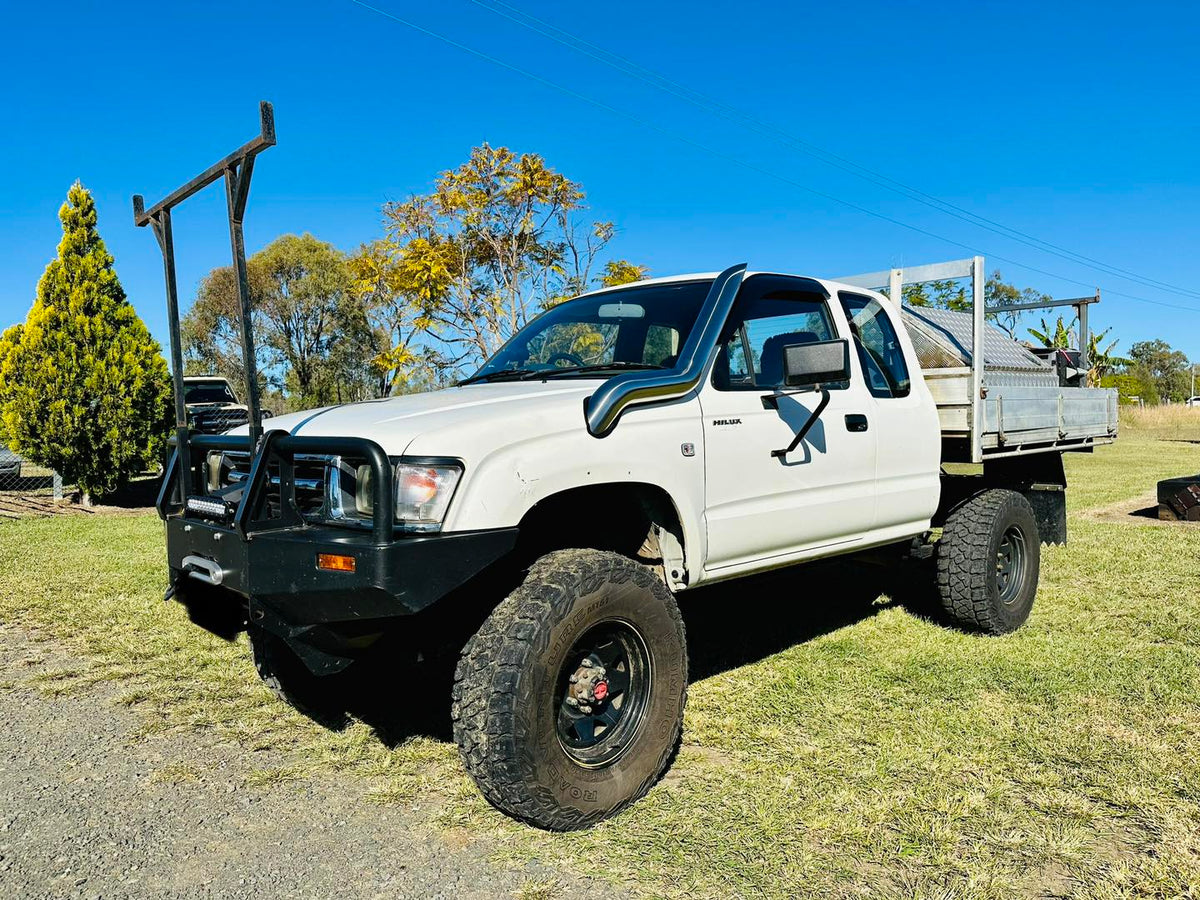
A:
986 453 1068 545
1024 486 1066 545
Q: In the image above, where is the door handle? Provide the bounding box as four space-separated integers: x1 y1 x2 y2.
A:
845 414 869 433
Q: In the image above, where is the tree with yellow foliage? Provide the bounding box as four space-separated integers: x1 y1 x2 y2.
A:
374 143 645 372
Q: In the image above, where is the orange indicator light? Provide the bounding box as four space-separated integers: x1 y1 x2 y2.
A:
317 553 356 573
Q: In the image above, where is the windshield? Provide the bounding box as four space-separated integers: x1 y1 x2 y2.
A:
185 381 238 404
466 279 714 383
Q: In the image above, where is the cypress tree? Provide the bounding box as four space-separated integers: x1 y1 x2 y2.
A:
0 182 170 504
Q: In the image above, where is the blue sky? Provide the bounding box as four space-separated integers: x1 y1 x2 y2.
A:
3 0 1198 360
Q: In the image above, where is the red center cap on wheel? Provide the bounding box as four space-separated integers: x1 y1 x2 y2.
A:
593 681 609 701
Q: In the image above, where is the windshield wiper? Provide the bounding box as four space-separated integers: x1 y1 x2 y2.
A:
535 362 666 379
457 368 537 386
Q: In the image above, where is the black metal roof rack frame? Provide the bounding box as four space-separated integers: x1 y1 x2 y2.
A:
136 103 397 542
133 101 275 507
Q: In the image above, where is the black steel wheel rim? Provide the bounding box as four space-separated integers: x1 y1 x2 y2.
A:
555 618 652 768
996 524 1028 606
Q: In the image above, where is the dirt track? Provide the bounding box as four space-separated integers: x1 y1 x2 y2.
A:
0 624 611 900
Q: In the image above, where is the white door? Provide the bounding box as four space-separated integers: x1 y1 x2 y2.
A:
837 291 942 533
699 276 878 571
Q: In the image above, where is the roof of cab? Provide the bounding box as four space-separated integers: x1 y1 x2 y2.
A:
577 271 886 301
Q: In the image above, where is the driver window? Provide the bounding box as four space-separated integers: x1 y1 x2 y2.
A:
714 290 835 390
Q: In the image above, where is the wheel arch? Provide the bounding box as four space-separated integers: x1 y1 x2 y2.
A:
935 452 1067 545
513 481 692 584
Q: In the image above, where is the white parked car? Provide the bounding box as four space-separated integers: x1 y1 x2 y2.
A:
0 444 21 481
161 264 1119 830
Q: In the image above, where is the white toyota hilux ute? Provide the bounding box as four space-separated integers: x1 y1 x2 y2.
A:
164 263 1117 830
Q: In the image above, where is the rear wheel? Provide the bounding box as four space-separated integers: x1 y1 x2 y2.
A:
452 549 687 831
936 488 1040 634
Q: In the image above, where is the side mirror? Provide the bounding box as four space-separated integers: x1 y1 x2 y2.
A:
782 339 850 388
260 409 274 419
769 338 849 460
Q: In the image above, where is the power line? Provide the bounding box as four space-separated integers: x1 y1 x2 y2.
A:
343 0 1200 314
465 0 1200 302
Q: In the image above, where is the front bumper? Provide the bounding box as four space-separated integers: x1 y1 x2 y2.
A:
167 518 517 622
161 431 518 673
166 518 517 672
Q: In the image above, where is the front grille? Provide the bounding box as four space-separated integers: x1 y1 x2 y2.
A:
217 452 372 526
189 408 250 435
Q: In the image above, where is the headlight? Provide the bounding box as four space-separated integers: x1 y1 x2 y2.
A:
354 461 462 532
395 462 462 531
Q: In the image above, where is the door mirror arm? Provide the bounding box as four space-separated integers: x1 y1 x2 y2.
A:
766 337 850 459
769 386 832 459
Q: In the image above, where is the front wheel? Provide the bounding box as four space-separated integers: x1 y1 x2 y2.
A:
936 488 1041 634
247 625 349 727
452 549 688 831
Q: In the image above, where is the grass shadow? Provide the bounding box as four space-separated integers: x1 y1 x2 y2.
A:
100 474 162 509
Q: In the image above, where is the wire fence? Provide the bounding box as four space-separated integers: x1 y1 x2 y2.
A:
0 444 70 519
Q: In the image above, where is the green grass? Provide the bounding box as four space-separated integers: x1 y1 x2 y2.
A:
2 432 1199 898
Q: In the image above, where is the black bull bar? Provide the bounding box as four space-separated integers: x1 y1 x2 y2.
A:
157 431 395 542
158 431 517 673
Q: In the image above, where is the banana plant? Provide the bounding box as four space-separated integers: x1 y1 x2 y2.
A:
1086 328 1129 384
1027 315 1075 349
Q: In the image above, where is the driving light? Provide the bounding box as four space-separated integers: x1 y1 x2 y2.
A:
395 462 462 532
186 496 232 519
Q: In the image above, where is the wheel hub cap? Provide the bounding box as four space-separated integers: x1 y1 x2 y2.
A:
565 656 609 715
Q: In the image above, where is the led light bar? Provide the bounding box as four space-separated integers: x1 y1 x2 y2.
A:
186 496 233 519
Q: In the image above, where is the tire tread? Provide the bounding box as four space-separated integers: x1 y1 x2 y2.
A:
451 549 686 830
935 488 1038 635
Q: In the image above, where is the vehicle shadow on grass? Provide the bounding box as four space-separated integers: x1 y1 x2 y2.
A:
313 552 944 749
681 553 941 680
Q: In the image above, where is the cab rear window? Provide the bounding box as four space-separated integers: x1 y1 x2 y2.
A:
838 293 910 398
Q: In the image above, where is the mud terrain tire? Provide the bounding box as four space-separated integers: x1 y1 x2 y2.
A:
452 549 687 831
248 625 348 727
936 488 1040 635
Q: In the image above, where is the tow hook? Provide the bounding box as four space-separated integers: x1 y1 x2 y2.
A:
565 656 609 716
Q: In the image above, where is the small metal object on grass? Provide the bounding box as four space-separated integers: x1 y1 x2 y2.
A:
1157 475 1200 521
